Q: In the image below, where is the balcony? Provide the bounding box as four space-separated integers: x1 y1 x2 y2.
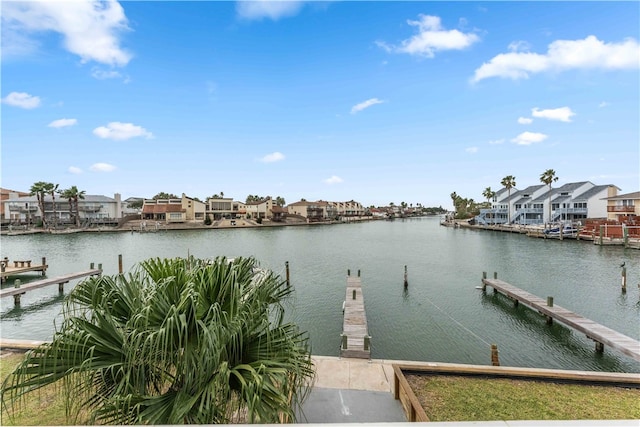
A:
78 204 103 212
607 206 636 213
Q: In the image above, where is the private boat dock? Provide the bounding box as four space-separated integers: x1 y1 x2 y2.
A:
481 273 640 362
1 257 48 283
0 268 102 305
341 270 371 359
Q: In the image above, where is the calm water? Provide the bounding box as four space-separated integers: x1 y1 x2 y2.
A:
1 217 639 373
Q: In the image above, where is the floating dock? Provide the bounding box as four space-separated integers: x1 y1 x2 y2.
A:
482 275 640 362
341 271 371 359
1 269 102 305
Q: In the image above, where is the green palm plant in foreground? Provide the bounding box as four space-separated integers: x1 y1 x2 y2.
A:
1 256 314 424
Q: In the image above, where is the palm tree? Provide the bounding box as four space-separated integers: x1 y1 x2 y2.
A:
47 183 60 229
540 169 558 226
59 186 86 227
500 176 516 224
29 181 53 229
2 256 313 424
482 187 496 224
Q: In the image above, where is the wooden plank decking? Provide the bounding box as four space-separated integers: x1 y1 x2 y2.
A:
0 269 102 302
1 259 48 283
482 277 640 362
341 274 370 359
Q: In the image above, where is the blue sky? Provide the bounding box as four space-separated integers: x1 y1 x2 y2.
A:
2 1 639 208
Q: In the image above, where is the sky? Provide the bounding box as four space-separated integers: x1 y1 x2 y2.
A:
1 1 639 209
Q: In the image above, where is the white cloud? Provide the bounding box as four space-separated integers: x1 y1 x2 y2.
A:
508 40 531 52
2 0 132 66
488 139 505 145
517 117 533 124
466 147 479 153
351 98 384 114
68 166 83 174
324 175 343 185
377 14 479 57
90 163 116 172
472 35 640 82
260 152 285 163
91 68 122 80
598 101 610 108
2 91 41 109
532 107 575 122
93 122 153 140
236 0 304 21
511 131 548 146
48 118 77 128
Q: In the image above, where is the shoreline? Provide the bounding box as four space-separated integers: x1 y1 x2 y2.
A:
0 216 391 236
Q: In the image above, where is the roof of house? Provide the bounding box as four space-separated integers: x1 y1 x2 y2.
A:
1 188 29 197
573 185 612 200
604 191 640 200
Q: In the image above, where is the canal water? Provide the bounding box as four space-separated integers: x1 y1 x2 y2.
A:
1 217 639 373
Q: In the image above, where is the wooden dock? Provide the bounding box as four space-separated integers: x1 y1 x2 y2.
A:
482 276 640 362
341 272 371 359
1 269 102 305
1 257 48 283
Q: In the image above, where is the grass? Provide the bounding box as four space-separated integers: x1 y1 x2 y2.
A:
406 374 640 422
1 352 80 426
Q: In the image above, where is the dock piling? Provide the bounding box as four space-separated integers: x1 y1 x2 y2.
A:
491 344 500 366
285 261 290 287
403 265 408 288
621 266 627 293
118 254 123 274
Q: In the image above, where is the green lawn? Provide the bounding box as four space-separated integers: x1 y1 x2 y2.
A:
407 374 640 422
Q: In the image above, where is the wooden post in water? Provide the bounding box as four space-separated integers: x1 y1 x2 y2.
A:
58 281 67 293
285 261 290 287
90 262 95 269
341 334 347 350
13 279 21 305
358 269 361 277
482 272 487 290
621 266 627 293
42 257 47 276
546 296 554 324
490 344 500 366
403 265 408 288
118 254 123 274
599 225 604 245
347 269 351 277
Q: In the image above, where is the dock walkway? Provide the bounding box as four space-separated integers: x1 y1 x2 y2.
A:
1 257 48 283
341 273 371 359
1 269 102 304
482 277 640 362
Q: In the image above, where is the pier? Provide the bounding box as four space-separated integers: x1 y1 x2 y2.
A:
341 270 371 359
1 257 48 283
482 274 640 362
1 269 102 305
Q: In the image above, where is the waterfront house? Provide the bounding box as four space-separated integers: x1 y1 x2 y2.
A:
3 193 124 226
1 188 29 223
206 197 245 220
141 194 205 224
475 181 619 226
244 197 275 220
604 191 640 222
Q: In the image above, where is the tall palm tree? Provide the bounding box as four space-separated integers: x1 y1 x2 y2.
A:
540 169 558 225
59 186 86 227
482 187 496 224
500 176 516 224
2 256 313 424
47 183 60 229
29 181 53 228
